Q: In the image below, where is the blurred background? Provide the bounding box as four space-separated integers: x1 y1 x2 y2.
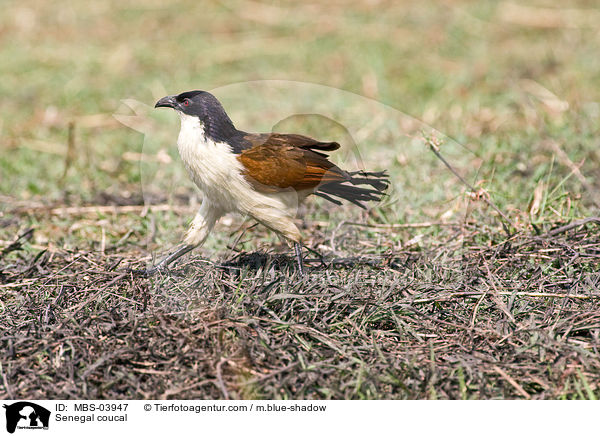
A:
1 0 599 253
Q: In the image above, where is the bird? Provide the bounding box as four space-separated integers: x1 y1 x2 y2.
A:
148 90 389 275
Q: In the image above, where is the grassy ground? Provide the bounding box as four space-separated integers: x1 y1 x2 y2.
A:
1 0 600 399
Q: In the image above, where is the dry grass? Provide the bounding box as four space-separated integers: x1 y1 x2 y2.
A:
2 213 599 399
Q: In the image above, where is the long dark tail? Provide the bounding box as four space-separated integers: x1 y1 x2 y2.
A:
314 170 389 209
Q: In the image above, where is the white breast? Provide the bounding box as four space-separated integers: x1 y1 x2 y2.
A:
175 113 301 233
176 113 244 211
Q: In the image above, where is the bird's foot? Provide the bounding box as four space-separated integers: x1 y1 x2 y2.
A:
123 244 195 277
123 264 169 277
297 264 306 279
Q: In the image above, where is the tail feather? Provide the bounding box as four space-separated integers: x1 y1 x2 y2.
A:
313 191 343 206
316 170 389 209
348 170 389 191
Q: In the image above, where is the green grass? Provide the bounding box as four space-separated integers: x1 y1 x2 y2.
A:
2 0 599 225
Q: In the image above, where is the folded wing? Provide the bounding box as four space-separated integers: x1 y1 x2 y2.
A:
237 133 348 192
236 132 389 208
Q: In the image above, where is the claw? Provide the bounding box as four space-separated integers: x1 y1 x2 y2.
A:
122 244 195 277
122 267 154 277
122 264 170 277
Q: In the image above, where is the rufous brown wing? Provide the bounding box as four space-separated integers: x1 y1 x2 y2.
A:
237 133 348 192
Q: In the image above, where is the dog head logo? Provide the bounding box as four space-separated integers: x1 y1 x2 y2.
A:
3 402 50 434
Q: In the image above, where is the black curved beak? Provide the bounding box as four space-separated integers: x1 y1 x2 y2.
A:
155 95 176 109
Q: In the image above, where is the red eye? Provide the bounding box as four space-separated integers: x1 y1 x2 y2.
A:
183 99 190 106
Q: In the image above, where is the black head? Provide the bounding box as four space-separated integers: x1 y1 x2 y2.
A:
155 90 239 142
155 90 218 116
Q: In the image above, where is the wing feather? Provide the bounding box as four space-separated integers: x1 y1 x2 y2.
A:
237 141 348 193
240 133 340 155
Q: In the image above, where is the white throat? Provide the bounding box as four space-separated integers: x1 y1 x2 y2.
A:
176 113 243 210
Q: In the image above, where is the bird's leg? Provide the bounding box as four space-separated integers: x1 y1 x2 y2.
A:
131 199 222 276
144 243 196 275
294 242 305 277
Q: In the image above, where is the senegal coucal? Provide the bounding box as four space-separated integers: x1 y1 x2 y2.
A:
149 90 389 275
